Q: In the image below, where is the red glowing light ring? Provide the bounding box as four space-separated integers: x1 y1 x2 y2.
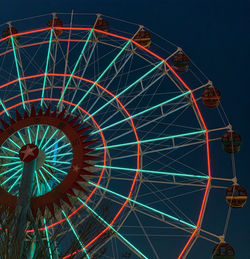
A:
1 89 141 251
0 26 211 258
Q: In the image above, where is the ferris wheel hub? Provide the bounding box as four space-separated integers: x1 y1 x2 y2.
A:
19 144 39 162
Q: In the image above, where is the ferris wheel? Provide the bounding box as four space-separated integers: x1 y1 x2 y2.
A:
0 12 246 259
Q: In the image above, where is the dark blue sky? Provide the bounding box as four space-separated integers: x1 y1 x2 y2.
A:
1 0 250 258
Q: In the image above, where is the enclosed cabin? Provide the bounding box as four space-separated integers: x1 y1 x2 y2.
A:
94 17 109 37
226 184 247 208
221 131 241 153
47 17 64 36
133 29 152 49
2 26 19 44
202 87 221 108
172 52 189 73
212 243 235 259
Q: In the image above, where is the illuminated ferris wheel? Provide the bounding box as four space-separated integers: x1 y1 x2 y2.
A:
0 12 246 259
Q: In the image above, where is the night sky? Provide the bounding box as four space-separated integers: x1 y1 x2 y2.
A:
1 0 250 258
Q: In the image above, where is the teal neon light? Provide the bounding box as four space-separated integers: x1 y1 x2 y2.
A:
0 164 22 176
0 161 20 167
1 146 19 154
39 169 51 190
89 181 197 229
45 143 71 155
0 99 9 115
17 131 26 145
41 166 60 184
102 103 190 145
44 163 68 175
27 127 32 143
10 35 25 109
35 171 41 195
72 40 131 113
41 129 59 150
35 125 40 145
78 197 149 259
44 218 53 259
85 60 165 123
96 130 206 150
0 155 19 160
92 90 190 134
39 126 50 148
1 168 22 185
62 210 90 259
36 172 89 258
95 165 209 179
44 135 66 152
58 29 94 107
8 174 22 192
41 28 54 106
9 137 21 149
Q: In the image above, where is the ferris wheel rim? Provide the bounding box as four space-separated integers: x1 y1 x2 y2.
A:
0 17 218 259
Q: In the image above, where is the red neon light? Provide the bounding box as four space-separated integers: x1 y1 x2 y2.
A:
1 78 141 254
0 25 211 257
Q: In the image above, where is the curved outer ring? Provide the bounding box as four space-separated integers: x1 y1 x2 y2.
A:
0 26 211 258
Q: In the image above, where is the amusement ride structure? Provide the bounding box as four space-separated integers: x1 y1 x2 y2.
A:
0 12 246 259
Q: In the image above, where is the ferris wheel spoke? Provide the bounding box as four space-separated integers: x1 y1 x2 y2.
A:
38 126 50 149
17 131 26 145
44 134 66 152
41 166 61 184
0 154 19 160
105 103 190 145
26 127 33 143
1 167 22 185
84 60 165 123
38 169 52 191
45 142 71 155
35 170 41 195
41 28 53 106
61 209 90 259
98 189 195 236
0 164 22 177
89 181 196 229
85 52 134 117
43 163 68 175
10 35 25 109
93 73 165 132
41 129 59 150
92 91 189 135
70 43 97 105
43 218 53 259
57 29 94 107
35 125 40 145
133 210 160 259
1 145 19 155
97 129 205 150
8 136 21 149
105 176 207 189
95 165 208 180
71 40 132 113
8 173 22 192
141 181 197 224
0 99 10 115
77 197 149 259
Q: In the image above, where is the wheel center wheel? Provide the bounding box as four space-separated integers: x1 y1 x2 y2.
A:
19 144 39 162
